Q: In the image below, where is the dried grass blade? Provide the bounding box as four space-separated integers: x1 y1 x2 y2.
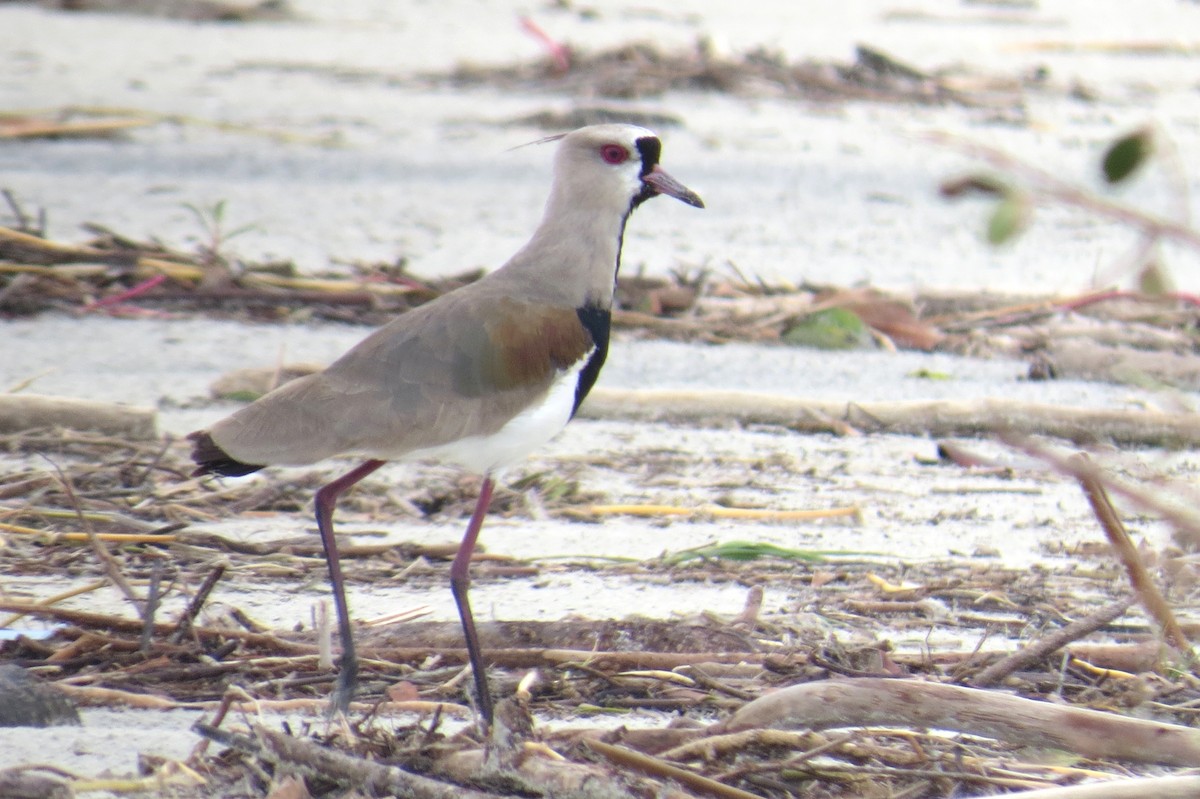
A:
1073 454 1191 654
586 738 761 799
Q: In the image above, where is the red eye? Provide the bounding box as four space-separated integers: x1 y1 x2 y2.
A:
600 144 629 164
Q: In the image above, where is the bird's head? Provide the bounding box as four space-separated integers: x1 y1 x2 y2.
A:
548 124 704 217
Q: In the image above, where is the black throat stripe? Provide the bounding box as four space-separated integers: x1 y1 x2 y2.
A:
571 303 612 416
635 136 662 176
630 136 663 209
606 134 664 350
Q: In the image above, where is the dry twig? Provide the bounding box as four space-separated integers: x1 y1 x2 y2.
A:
970 595 1137 687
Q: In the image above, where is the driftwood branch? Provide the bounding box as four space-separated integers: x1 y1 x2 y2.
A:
1044 339 1200 391
215 372 1200 448
717 678 1200 767
987 776 1200 799
0 395 156 439
580 388 1200 448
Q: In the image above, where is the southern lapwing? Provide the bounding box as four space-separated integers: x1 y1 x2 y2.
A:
188 124 703 725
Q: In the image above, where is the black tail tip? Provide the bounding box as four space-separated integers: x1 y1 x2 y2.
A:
187 430 264 478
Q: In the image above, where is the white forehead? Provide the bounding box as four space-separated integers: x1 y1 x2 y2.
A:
562 123 657 147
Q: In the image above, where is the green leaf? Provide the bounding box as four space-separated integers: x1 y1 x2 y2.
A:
1102 127 1154 184
908 368 952 380
986 194 1030 245
664 540 831 564
216 389 266 402
782 307 872 350
1137 260 1175 296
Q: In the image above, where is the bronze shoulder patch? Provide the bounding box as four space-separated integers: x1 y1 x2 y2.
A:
463 301 593 394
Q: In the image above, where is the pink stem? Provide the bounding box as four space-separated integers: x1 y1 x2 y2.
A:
519 15 570 73
84 273 166 311
1056 289 1200 313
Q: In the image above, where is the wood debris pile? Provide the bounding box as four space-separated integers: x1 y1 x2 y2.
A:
4 218 1200 393
1 401 1200 796
4 541 1200 797
436 42 1026 110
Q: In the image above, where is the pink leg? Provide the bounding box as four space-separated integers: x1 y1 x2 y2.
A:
449 475 496 725
315 459 386 712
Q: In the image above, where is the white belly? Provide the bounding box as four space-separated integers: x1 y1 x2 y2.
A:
399 358 586 475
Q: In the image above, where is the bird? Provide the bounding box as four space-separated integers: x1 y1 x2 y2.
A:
188 124 703 726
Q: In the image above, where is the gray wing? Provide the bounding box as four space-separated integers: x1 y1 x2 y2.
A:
206 289 592 466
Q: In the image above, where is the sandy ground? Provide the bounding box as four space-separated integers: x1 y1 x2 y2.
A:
1 1 1199 292
3 0 1200 787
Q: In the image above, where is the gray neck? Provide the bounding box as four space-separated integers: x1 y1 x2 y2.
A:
500 193 631 309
